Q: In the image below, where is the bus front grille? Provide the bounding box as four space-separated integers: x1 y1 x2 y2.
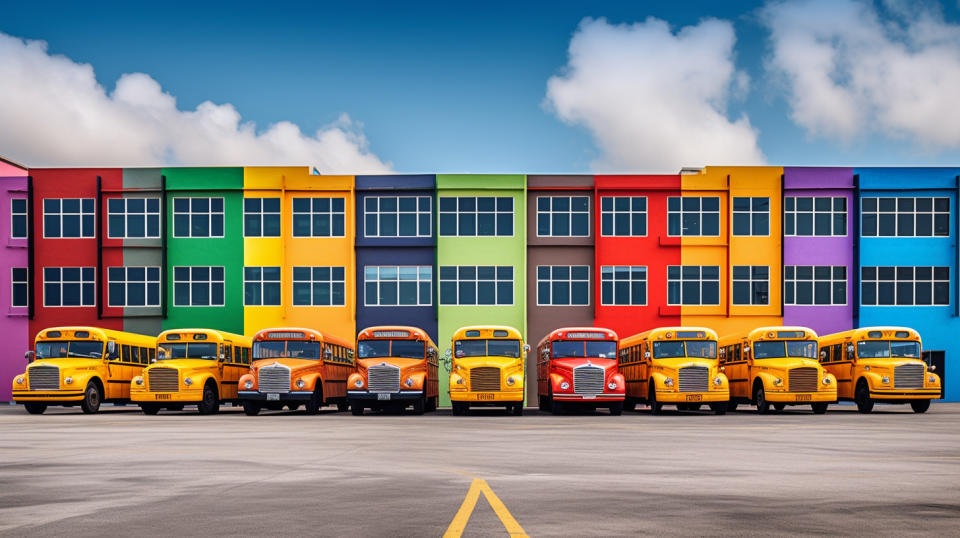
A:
789 367 818 392
678 366 709 392
574 365 604 395
29 365 59 390
894 364 924 389
470 367 501 392
148 368 179 392
368 364 400 393
258 365 291 393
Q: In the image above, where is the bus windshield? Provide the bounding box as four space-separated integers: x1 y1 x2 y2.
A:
653 341 717 359
552 341 617 359
455 339 521 358
753 340 818 359
358 340 425 359
254 341 322 360
857 340 921 359
160 343 219 360
36 341 104 359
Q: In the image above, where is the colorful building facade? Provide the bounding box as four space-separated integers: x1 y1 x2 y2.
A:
4 164 958 402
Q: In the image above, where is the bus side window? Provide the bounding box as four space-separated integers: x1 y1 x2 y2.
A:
832 344 841 362
122 345 131 363
148 348 156 363
225 344 233 363
131 346 140 364
734 344 741 361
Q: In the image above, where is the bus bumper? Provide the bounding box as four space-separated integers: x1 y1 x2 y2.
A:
130 390 203 404
655 391 728 404
450 391 524 403
764 391 836 404
237 390 314 402
870 389 941 401
347 390 423 401
13 390 85 402
552 393 624 402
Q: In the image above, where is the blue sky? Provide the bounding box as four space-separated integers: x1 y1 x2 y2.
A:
2 0 960 172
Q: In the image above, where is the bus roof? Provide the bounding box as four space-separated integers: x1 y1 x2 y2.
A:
538 327 618 349
158 328 252 345
357 326 436 346
620 327 718 348
820 326 920 343
719 326 818 344
252 327 353 348
35 326 157 346
452 325 523 341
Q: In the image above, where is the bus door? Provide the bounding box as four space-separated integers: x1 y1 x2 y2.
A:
725 343 746 399
923 350 945 399
221 341 238 399
829 343 854 399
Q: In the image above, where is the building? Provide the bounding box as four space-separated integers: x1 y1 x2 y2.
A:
1 156 28 402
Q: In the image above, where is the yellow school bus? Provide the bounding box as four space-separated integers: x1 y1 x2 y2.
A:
447 325 528 416
719 326 837 414
819 327 940 413
619 327 729 415
131 328 252 415
13 326 157 414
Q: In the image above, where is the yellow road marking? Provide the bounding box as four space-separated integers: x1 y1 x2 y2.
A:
443 478 528 538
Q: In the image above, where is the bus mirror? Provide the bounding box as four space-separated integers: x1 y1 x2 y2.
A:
523 344 531 353
24 350 35 363
930 364 937 371
106 341 116 357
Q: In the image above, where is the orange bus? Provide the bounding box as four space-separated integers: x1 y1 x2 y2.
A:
347 326 440 415
237 328 355 415
536 327 624 415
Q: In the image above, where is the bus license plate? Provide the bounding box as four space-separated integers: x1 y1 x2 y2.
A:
377 393 391 401
795 394 811 401
154 394 171 400
582 394 596 399
266 393 280 401
477 393 495 401
685 394 703 402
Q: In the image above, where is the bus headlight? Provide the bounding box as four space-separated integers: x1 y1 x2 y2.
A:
713 377 722 386
664 378 674 387
929 375 936 383
405 378 415 387
354 379 363 388
64 377 73 385
296 379 305 389
506 376 515 386
134 376 144 386
822 377 832 385
560 381 570 390
882 376 890 384
244 380 253 389
608 381 617 390
15 376 24 385
456 378 464 385
773 378 783 386
184 377 193 386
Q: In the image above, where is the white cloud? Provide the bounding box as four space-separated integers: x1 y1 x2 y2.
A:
762 0 960 148
0 32 391 172
545 17 765 172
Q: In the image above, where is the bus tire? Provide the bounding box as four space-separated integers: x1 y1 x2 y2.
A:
305 387 323 415
351 403 364 416
427 396 437 412
773 403 786 412
551 398 565 415
609 402 623 416
911 400 931 414
80 380 102 414
624 398 637 412
197 382 219 415
727 400 738 412
337 400 349 413
710 403 727 415
811 402 829 414
24 403 47 414
855 380 874 413
537 394 546 411
452 402 467 416
412 394 426 415
648 386 663 415
140 404 161 415
754 382 770 415
242 401 261 416
511 403 523 416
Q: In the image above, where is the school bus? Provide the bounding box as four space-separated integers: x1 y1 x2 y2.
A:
447 325 529 416
13 326 157 414
236 328 355 415
719 326 836 414
536 327 624 415
130 328 253 415
347 326 439 415
617 327 728 415
819 327 941 413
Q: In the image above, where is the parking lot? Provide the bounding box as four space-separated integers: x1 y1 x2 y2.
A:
1 402 959 537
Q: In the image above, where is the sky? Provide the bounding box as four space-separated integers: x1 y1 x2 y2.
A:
2 0 960 173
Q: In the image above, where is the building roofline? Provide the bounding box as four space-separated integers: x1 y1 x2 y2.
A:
0 154 28 170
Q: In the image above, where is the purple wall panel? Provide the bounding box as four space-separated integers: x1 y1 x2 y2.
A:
1 177 29 401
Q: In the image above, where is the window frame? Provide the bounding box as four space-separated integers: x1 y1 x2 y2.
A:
860 266 950 307
172 266 226 307
599 265 648 306
363 196 433 238
243 197 282 238
363 265 433 306
536 196 590 237
243 266 282 306
731 265 770 306
172 197 225 238
438 196 515 237
666 265 721 306
536 265 591 306
860 196 950 238
107 266 162 308
42 266 96 307
42 198 96 239
666 196 721 237
784 196 848 237
11 267 28 308
438 265 514 306
291 266 347 307
783 265 848 306
107 197 162 239
731 197 770 237
10 198 28 239
599 196 647 237
291 197 347 238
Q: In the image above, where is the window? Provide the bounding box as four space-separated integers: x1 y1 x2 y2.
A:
667 197 720 236
173 198 224 238
173 266 225 307
292 197 345 237
43 198 95 238
732 197 769 236
667 266 720 305
11 267 28 307
10 199 27 239
244 198 281 237
861 197 949 237
438 197 513 236
293 266 346 306
537 265 589 305
107 198 161 238
537 196 589 237
364 196 431 237
600 197 646 236
439 266 513 305
108 266 161 307
364 266 432 306
244 267 281 306
43 267 95 307
785 197 846 236
861 266 949 306
732 266 769 305
600 266 647 305
784 266 846 305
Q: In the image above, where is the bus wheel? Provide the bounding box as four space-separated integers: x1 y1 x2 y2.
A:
550 399 565 415
855 381 874 413
242 401 261 416
609 402 623 416
197 383 219 415
773 403 786 412
140 404 161 415
337 400 350 412
80 381 102 414
510 403 523 416
428 396 438 412
710 403 727 415
754 384 770 414
412 395 426 415
351 403 364 416
24 403 47 415
305 388 323 415
911 400 931 413
452 402 467 416
648 386 663 415
811 403 829 414
624 398 637 412
727 400 738 412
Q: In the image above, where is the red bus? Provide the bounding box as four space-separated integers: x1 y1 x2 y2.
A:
347 326 440 415
536 327 624 415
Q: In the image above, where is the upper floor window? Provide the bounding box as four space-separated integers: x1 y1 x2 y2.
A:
10 199 27 239
732 265 769 305
244 266 281 306
537 265 589 305
600 197 646 237
537 196 589 237
244 198 281 237
784 266 846 305
364 265 432 306
785 197 846 236
293 266 346 306
293 197 346 237
439 265 513 305
667 197 720 236
667 265 720 305
438 197 513 237
173 266 225 307
364 196 432 238
600 265 647 306
43 198 95 238
108 266 161 307
108 198 161 239
732 197 769 236
173 198 223 238
861 197 949 237
861 266 949 306
11 267 28 307
43 267 95 307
